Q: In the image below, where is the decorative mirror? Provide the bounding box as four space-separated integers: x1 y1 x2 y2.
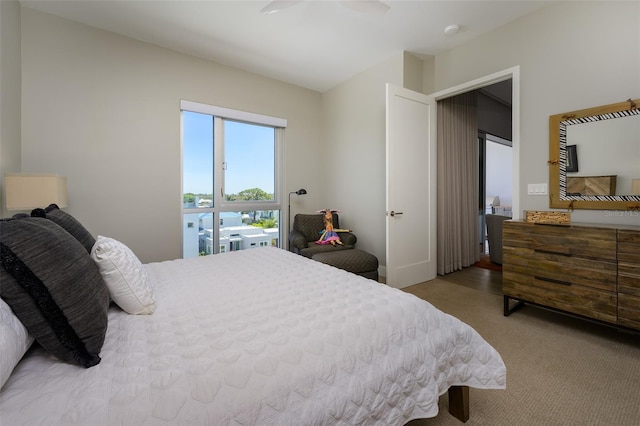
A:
549 98 640 210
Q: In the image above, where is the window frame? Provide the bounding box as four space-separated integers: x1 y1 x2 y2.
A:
180 100 286 256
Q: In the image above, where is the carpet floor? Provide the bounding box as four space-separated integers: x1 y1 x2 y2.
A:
403 279 640 426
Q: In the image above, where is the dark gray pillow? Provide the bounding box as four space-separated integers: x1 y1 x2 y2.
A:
0 216 109 368
43 204 95 253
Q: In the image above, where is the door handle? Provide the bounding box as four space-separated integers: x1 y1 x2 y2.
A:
389 211 404 217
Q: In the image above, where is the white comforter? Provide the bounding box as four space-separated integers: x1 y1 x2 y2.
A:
0 247 505 425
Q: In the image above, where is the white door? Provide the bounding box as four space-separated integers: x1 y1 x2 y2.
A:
385 84 436 288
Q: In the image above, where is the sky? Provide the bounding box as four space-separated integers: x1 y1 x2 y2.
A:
182 111 275 196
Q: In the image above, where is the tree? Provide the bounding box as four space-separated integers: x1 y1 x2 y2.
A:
224 188 274 221
254 218 277 229
183 193 196 206
236 188 272 201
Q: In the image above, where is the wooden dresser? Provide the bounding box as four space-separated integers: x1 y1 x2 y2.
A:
617 229 640 329
502 220 640 331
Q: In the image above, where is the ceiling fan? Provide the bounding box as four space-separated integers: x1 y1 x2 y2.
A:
261 0 390 15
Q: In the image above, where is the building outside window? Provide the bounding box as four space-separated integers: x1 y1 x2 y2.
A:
181 101 286 257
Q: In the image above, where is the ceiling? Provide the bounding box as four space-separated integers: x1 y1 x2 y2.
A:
20 0 553 92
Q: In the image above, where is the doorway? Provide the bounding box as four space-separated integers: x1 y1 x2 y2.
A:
477 79 513 256
432 67 519 275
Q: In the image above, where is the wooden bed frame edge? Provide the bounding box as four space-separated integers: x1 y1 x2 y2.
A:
448 386 470 422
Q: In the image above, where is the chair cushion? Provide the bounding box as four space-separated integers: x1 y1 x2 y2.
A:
299 243 354 259
291 213 357 254
312 249 379 275
293 214 336 242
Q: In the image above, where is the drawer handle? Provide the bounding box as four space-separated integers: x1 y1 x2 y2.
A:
534 248 572 257
535 275 572 286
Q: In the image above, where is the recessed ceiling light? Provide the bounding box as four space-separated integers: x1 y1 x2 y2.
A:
444 24 460 36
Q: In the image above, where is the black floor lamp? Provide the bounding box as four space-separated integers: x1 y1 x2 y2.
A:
288 189 307 249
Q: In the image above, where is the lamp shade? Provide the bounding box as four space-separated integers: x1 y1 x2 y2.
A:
5 173 68 210
632 179 640 196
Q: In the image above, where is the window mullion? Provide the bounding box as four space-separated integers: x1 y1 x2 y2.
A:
211 116 226 254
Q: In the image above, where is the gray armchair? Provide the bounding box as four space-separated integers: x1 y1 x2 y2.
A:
485 214 509 265
289 213 357 258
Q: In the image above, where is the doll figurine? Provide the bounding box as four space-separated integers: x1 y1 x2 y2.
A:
316 208 351 246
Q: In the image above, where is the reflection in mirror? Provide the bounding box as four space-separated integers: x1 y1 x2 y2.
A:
549 98 640 210
565 114 639 195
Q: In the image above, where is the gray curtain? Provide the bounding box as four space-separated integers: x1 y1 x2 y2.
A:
437 92 479 275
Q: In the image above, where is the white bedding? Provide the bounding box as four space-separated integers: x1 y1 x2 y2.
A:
0 247 505 425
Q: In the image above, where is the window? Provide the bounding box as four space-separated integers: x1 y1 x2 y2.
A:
181 101 286 257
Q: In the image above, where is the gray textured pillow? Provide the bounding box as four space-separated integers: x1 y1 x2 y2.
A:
43 204 95 253
0 216 109 368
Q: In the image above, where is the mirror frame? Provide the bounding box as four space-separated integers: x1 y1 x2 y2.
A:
549 98 640 210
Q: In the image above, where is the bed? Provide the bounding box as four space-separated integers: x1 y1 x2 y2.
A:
0 208 506 425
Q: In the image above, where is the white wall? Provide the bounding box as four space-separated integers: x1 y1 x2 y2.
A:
434 1 640 225
19 7 323 263
0 0 22 219
321 53 404 267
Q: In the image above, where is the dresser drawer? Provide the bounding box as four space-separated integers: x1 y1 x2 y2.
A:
618 229 640 296
618 229 640 260
503 270 617 323
503 222 617 261
618 293 640 330
618 267 640 297
503 247 617 292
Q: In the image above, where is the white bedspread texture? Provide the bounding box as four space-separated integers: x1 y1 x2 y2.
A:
0 247 505 425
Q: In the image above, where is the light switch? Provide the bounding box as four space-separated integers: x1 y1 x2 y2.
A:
528 184 535 195
539 183 547 195
528 183 548 195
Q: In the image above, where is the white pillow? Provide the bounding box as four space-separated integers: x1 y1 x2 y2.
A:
91 236 156 315
1 298 34 389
